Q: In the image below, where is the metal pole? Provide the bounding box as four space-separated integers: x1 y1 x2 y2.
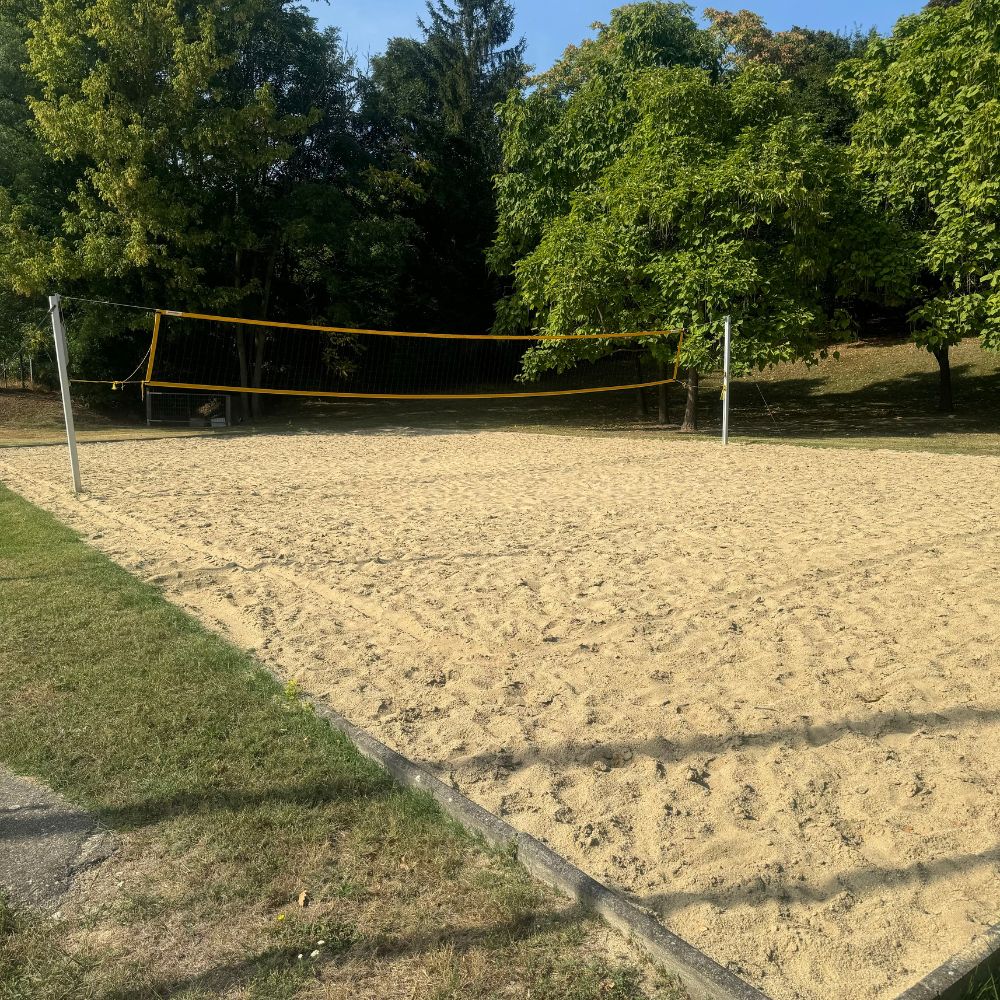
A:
721 314 732 446
49 294 82 493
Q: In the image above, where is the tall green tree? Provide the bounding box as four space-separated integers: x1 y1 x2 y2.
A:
492 3 862 430
3 0 362 413
360 0 527 332
840 0 1000 410
491 2 716 278
0 0 76 370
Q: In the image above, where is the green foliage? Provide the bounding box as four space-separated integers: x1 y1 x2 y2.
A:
706 8 872 140
493 4 864 381
491 2 715 274
360 0 527 331
840 0 1000 352
1 0 997 419
0 0 72 303
20 0 358 312
0 0 378 394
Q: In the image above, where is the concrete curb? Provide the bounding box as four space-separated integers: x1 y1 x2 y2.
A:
894 921 1000 1000
306 695 767 1000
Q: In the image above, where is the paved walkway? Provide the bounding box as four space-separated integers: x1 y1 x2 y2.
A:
0 767 115 912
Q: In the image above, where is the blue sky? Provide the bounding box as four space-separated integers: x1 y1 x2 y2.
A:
308 0 922 70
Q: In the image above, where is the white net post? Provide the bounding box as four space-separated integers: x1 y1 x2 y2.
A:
721 314 732 446
49 293 82 493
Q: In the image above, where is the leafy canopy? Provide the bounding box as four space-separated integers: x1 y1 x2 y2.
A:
840 0 1000 351
492 3 858 380
706 8 871 140
361 0 527 331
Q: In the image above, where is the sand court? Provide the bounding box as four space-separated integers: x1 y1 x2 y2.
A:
2 429 998 999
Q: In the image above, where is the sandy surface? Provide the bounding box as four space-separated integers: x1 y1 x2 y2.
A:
2 430 999 999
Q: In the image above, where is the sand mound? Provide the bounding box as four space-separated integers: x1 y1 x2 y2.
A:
3 430 999 999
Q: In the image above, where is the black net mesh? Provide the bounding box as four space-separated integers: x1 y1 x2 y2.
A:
146 313 682 399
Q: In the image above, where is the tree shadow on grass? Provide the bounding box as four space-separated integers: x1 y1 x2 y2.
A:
725 364 1000 440
96 774 400 831
96 905 592 1000
241 349 1000 444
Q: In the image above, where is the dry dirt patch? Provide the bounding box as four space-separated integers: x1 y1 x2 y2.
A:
2 430 999 1000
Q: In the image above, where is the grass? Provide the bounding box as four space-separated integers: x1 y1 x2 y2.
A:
0 484 682 1000
725 335 1000 455
0 385 240 447
968 968 1000 1000
236 336 1000 455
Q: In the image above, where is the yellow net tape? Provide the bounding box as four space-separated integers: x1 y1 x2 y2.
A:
155 309 681 342
143 377 682 401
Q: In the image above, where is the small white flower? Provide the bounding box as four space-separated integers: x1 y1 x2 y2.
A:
310 949 320 958
297 954 304 960
317 940 326 946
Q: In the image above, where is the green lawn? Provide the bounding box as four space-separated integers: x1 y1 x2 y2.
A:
0 385 239 447
969 968 1000 1000
0 485 681 1000
724 335 1000 454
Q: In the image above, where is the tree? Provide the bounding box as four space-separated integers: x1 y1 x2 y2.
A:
491 2 716 275
492 4 856 430
840 0 1000 410
0 0 61 378
4 0 362 415
705 9 870 141
360 0 527 333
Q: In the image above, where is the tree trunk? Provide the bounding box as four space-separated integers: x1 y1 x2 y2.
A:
933 345 953 412
634 354 648 419
250 330 265 420
235 330 250 422
250 246 278 422
680 368 699 432
657 361 668 425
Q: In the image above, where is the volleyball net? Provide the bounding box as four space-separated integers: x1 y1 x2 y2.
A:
141 310 685 400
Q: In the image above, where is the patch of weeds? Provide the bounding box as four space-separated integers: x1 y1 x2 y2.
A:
470 857 546 925
242 966 313 1000
964 962 1000 1000
0 912 104 1000
0 896 17 941
273 916 358 960
118 888 171 923
324 876 365 900
525 958 682 1000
